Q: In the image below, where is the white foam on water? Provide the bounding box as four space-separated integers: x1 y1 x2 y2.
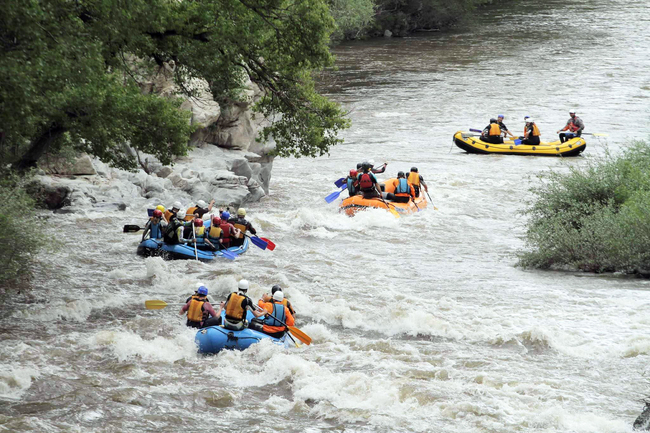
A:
0 365 40 400
87 328 198 363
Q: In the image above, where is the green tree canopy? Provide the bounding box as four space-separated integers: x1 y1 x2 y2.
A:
0 0 349 171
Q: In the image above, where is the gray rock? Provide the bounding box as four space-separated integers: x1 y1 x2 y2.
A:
156 166 173 178
384 29 393 37
634 402 650 430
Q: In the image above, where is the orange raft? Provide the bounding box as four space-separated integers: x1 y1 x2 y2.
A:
339 178 428 217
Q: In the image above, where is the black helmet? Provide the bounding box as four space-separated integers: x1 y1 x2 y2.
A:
397 171 405 178
410 167 418 173
490 118 497 123
271 285 282 294
361 162 370 171
356 162 362 169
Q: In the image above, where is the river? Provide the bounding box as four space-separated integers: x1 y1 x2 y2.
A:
2 0 650 431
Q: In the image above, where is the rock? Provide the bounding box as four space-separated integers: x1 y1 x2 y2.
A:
384 30 393 38
634 402 650 430
156 166 173 178
27 179 72 209
40 154 96 176
70 154 96 175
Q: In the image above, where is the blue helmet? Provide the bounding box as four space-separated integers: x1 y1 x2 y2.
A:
221 211 230 220
497 114 504 119
197 286 208 296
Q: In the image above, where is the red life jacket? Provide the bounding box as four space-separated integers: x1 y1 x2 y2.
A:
220 223 232 240
359 173 373 190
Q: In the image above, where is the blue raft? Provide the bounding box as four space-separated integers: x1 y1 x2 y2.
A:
136 220 249 261
195 311 291 354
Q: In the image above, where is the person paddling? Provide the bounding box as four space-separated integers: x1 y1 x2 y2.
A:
163 201 182 223
223 279 266 331
346 169 359 197
391 171 415 203
497 114 515 138
407 167 428 198
369 159 387 174
481 118 504 144
357 162 381 199
557 109 584 142
259 291 295 339
520 118 541 145
179 285 220 328
228 208 257 247
142 209 167 241
259 285 296 316
185 199 215 221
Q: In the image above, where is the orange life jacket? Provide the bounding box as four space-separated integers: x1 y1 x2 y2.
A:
225 292 247 322
526 123 541 137
187 295 206 322
184 207 197 221
488 123 501 136
163 210 174 222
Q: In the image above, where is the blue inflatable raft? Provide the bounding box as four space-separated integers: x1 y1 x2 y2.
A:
136 220 249 261
195 311 291 354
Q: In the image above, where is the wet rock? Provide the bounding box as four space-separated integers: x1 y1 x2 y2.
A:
384 29 393 37
40 154 96 176
634 402 650 430
27 179 72 209
156 166 173 178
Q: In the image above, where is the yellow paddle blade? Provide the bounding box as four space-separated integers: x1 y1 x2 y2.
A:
288 326 311 345
144 300 169 310
592 133 608 137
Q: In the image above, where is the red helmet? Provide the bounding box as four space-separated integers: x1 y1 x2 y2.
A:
350 169 358 177
152 209 163 218
193 218 203 227
211 216 221 226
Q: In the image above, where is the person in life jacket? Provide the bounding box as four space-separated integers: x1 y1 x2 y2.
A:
520 118 541 145
368 159 387 174
163 201 182 223
163 209 187 245
228 208 257 247
258 285 296 316
481 118 504 144
557 109 585 143
407 167 428 198
190 218 206 247
223 279 266 331
497 114 515 138
142 209 167 241
346 169 359 197
217 211 241 249
202 216 223 251
357 163 381 199
184 199 215 221
179 285 220 328
391 171 416 203
259 291 295 338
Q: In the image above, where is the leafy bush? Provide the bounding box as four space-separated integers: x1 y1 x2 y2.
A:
0 170 53 292
330 0 376 40
518 140 650 274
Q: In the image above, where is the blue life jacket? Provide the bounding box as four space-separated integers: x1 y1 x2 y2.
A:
264 302 286 327
395 178 410 194
347 177 356 194
150 222 163 239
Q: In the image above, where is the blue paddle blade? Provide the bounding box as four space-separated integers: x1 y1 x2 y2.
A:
334 177 345 188
514 139 522 145
325 189 343 203
220 249 237 260
250 236 268 250
147 208 154 217
469 128 482 133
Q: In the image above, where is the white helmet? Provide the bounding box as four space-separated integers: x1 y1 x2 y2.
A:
368 159 375 167
273 291 284 301
197 200 207 208
569 109 576 114
238 279 249 291
526 118 534 123
176 209 186 219
171 201 182 210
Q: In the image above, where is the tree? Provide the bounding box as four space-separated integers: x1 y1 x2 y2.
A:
0 0 349 171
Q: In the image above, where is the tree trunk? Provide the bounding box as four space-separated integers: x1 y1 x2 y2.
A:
13 124 67 172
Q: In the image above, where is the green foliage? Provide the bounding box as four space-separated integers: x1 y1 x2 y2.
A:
0 170 52 291
329 0 376 40
518 140 650 274
0 0 348 171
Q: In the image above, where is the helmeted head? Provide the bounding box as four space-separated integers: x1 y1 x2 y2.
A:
273 291 284 302
410 167 418 173
152 209 163 219
526 118 534 123
197 199 207 208
238 279 249 292
490 118 497 124
171 201 182 211
271 284 282 294
221 211 230 220
356 162 362 170
361 162 370 172
176 209 186 220
197 286 208 296
524 115 530 121
237 208 246 217
498 114 504 120
211 216 222 226
156 205 166 213
368 159 375 167
569 109 576 116
349 169 358 177
397 171 405 178
193 218 203 227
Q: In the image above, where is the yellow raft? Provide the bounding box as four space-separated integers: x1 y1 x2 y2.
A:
453 131 587 156
339 178 428 217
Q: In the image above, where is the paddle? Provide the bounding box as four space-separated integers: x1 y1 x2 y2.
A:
147 208 154 217
583 133 608 137
259 237 276 251
334 177 346 188
192 225 199 261
469 128 483 133
244 233 268 250
325 186 346 203
424 190 439 211
204 238 237 261
123 224 143 232
256 306 311 345
145 300 185 310
378 194 400 218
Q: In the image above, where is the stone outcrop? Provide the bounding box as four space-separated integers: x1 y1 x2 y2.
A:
635 402 650 430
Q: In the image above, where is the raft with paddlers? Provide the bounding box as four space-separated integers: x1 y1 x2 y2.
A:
453 131 586 156
339 177 428 217
137 237 248 261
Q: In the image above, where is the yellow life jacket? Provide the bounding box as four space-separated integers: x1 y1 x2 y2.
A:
184 207 197 221
407 172 420 186
281 298 295 315
225 292 247 322
233 222 247 239
194 226 205 237
488 123 501 136
208 225 222 240
187 295 206 322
